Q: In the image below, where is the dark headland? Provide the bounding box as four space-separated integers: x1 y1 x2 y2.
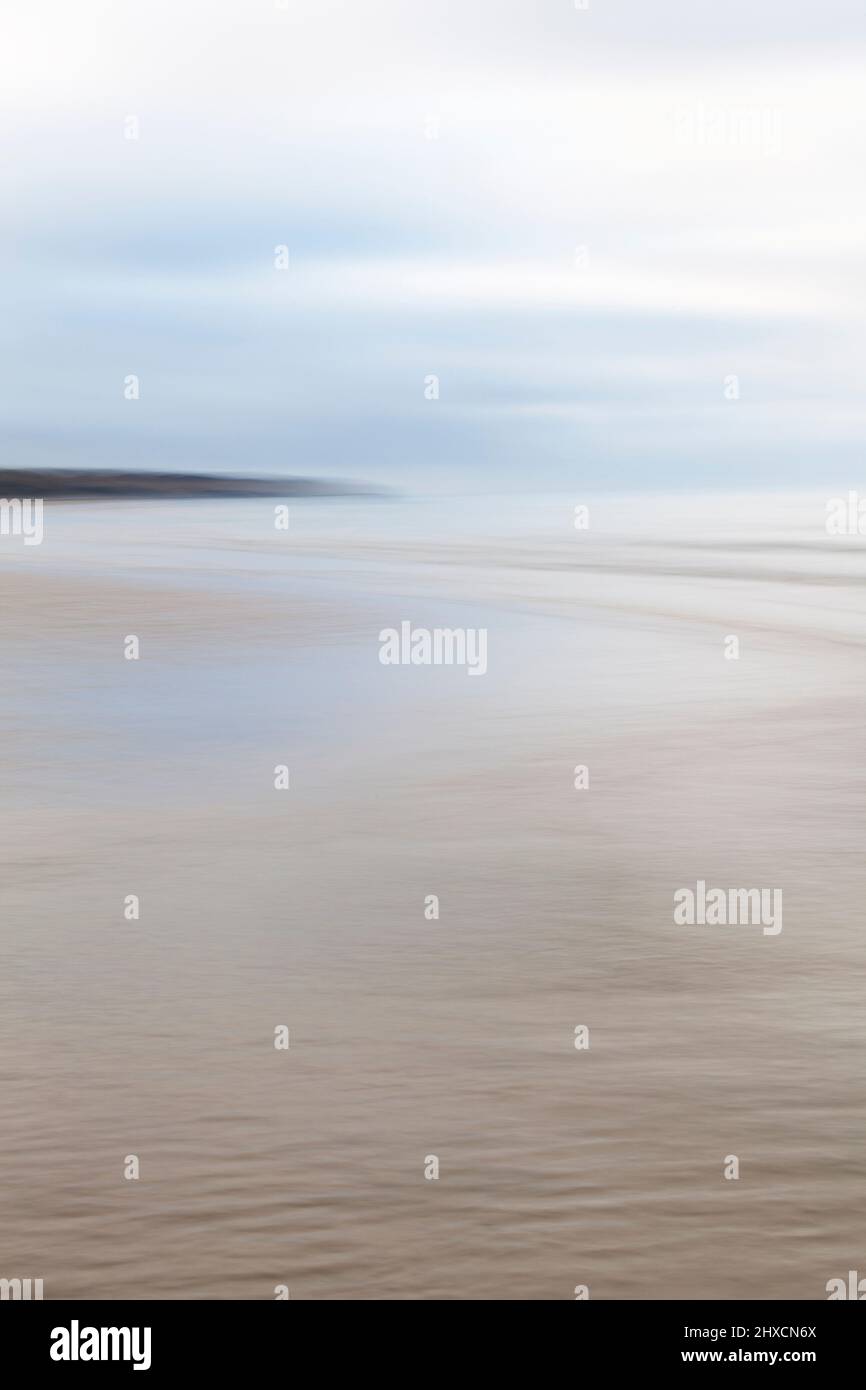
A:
0 469 380 499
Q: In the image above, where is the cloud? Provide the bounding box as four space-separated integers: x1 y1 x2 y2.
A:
3 0 865 489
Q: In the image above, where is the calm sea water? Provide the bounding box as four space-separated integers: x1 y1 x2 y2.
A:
1 489 864 1298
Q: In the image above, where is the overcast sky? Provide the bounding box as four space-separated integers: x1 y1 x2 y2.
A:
4 0 866 491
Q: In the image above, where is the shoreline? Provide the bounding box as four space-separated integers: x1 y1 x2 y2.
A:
0 468 381 499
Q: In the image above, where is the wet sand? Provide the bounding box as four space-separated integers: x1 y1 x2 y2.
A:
1 494 864 1299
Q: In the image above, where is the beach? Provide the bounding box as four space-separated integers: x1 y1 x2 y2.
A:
1 490 864 1299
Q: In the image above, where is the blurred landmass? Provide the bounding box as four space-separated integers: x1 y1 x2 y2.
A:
0 469 379 499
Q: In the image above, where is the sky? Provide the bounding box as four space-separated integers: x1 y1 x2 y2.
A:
3 0 866 492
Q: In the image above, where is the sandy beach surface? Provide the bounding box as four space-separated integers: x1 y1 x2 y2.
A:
1 491 864 1299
